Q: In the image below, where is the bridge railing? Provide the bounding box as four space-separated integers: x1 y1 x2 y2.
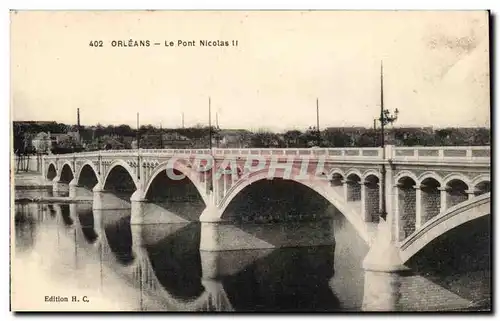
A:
212 147 383 159
391 146 490 164
41 149 213 160
41 146 491 165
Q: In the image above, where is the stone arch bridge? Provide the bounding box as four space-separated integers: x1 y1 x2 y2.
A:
42 145 490 271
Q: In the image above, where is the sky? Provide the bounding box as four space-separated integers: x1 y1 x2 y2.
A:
10 10 490 131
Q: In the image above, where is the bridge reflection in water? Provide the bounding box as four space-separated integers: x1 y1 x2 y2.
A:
13 198 490 312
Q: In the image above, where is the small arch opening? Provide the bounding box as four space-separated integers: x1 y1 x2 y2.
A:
397 176 417 241
474 181 491 196
364 175 380 223
420 177 441 224
446 179 468 208
345 173 362 203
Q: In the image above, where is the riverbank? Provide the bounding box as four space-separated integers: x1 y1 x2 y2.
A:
13 172 93 204
13 171 52 189
15 196 93 204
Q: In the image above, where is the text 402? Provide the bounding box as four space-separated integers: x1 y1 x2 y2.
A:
89 40 104 47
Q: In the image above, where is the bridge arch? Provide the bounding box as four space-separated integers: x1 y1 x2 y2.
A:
396 176 417 241
399 193 490 263
394 170 419 185
327 168 345 180
345 168 363 180
328 169 345 190
46 162 57 180
444 178 469 209
471 175 491 196
442 173 471 190
143 160 208 206
76 161 101 190
59 162 75 184
103 160 140 190
363 174 380 223
417 171 444 187
419 177 441 225
218 167 371 243
345 172 362 203
102 160 139 205
362 169 380 182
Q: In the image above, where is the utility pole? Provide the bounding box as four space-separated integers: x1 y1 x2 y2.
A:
378 61 399 221
316 98 320 146
208 97 212 149
77 108 81 144
159 122 163 149
136 112 140 179
182 112 185 129
215 112 220 148
136 112 140 150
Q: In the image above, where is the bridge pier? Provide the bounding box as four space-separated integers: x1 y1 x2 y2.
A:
52 175 65 194
362 218 409 311
92 209 103 242
362 269 406 311
199 194 221 223
199 279 233 311
69 203 78 226
92 182 133 211
69 178 78 198
130 189 146 225
92 182 104 210
130 224 145 254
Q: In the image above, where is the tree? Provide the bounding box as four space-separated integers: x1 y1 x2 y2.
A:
251 129 282 148
115 124 134 137
322 128 352 147
355 130 378 147
473 128 490 145
435 129 452 145
283 130 303 147
95 123 105 137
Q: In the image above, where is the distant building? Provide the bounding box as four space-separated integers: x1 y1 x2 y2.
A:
101 137 124 150
66 131 80 142
14 121 57 126
216 130 251 148
31 132 52 154
50 133 72 145
132 132 192 149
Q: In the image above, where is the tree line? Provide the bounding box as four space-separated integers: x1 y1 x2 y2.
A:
12 121 491 154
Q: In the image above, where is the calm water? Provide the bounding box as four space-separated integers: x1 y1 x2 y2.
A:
12 189 491 312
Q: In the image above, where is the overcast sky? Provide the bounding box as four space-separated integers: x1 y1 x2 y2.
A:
11 10 490 131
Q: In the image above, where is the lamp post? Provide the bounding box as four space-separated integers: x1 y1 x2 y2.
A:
378 62 399 221
316 98 321 146
208 97 212 149
215 112 220 148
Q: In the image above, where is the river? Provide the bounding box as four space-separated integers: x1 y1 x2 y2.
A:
11 187 490 312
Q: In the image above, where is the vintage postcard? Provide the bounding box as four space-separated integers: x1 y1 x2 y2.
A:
10 10 491 312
